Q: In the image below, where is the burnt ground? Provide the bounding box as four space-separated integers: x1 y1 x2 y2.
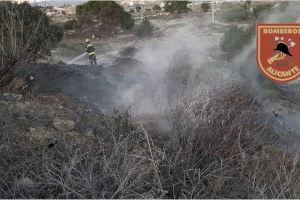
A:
19 57 145 111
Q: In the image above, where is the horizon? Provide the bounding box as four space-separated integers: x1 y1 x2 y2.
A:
16 0 86 6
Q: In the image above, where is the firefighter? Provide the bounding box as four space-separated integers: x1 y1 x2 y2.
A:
85 39 97 66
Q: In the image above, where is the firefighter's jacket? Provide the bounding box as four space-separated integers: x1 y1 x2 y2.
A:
85 43 96 56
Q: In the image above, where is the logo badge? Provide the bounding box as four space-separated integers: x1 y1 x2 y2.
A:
257 24 300 83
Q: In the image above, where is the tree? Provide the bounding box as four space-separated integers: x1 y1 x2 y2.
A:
164 1 191 14
252 3 273 20
135 19 154 38
220 2 249 22
129 8 135 13
221 25 254 59
120 12 135 30
76 1 135 31
201 2 211 12
153 4 161 11
135 5 142 12
64 19 78 30
0 1 63 79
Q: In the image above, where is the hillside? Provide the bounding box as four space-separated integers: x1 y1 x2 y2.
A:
1 1 300 199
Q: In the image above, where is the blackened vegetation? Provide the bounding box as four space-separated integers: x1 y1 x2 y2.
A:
18 63 116 109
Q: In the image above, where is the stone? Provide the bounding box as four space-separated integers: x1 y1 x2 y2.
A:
14 177 35 189
66 131 80 137
16 102 26 110
53 118 75 132
29 127 37 133
0 92 23 102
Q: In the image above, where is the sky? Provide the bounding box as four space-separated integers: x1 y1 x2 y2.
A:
16 0 87 6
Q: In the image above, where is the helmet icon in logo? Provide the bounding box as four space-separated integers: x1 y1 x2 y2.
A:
274 43 292 56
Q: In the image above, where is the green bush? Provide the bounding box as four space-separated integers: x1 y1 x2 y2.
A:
129 8 135 13
135 19 154 38
219 2 249 22
120 12 135 30
76 1 135 31
63 19 78 30
252 3 274 19
49 24 64 47
201 2 211 12
136 5 142 12
164 1 191 14
221 25 254 59
153 4 161 11
219 2 277 22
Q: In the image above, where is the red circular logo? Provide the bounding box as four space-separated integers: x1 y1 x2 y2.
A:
257 24 300 83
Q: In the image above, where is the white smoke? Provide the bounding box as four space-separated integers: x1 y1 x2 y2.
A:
229 1 300 133
115 2 300 133
231 1 300 90
116 15 231 114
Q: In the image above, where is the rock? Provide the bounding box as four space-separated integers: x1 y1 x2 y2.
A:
66 131 80 137
29 127 52 142
53 118 75 132
14 177 35 190
29 127 37 133
85 130 94 137
0 92 23 102
16 102 26 110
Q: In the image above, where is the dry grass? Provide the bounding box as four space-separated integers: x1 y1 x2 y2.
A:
0 84 300 198
160 84 297 198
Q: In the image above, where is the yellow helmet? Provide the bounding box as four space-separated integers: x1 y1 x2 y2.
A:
85 39 90 43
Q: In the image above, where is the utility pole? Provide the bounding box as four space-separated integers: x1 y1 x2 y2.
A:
211 1 215 24
246 0 253 14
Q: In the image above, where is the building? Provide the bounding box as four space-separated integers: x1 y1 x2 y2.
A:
43 5 76 23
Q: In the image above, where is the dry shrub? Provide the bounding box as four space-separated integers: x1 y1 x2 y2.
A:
160 83 300 198
0 1 63 88
0 108 160 198
164 52 193 103
1 75 37 98
1 84 300 198
4 77 27 91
